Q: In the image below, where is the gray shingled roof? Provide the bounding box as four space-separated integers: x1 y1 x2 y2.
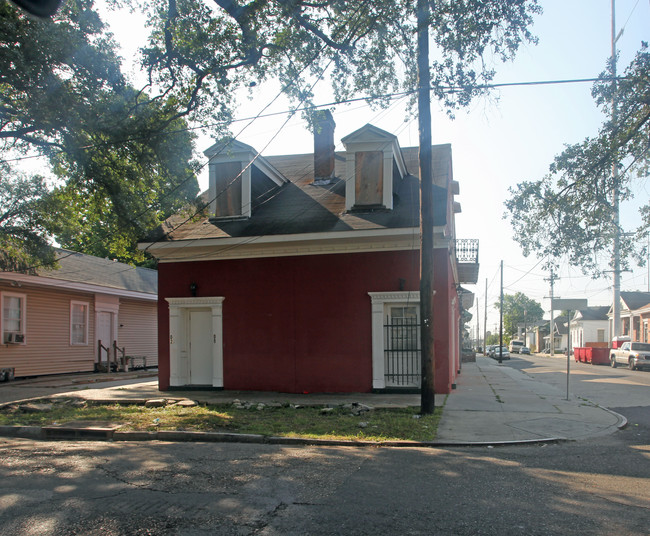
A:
146 145 452 243
620 291 650 311
555 320 569 335
576 306 609 321
37 250 157 295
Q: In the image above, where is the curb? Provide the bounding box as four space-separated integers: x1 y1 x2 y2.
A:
594 405 628 431
0 423 570 448
0 392 628 448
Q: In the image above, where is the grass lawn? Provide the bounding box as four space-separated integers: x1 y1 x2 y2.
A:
0 398 443 442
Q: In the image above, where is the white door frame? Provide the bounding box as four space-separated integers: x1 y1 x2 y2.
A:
166 297 225 387
369 291 420 389
95 294 119 360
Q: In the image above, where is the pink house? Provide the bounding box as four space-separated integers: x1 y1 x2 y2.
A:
141 116 479 394
0 250 158 378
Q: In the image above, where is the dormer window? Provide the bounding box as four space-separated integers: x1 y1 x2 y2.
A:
212 161 243 218
355 151 383 206
204 140 287 220
341 124 407 211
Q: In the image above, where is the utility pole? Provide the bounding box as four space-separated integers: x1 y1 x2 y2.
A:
611 0 622 340
545 268 558 355
499 260 504 364
483 278 487 354
417 0 435 414
524 309 527 347
476 297 480 350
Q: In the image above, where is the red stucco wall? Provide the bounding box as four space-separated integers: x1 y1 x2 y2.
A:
157 248 459 394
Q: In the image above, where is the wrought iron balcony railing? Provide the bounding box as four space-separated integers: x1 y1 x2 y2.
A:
455 239 479 264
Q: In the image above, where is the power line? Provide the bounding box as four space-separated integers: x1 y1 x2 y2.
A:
503 255 549 290
147 109 419 262
0 75 616 166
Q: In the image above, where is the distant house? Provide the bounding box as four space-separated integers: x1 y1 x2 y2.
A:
540 320 568 353
141 115 479 394
530 323 549 353
609 291 650 343
522 321 545 352
0 250 158 377
570 306 610 348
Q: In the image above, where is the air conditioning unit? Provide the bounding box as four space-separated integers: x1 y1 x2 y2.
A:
4 333 24 344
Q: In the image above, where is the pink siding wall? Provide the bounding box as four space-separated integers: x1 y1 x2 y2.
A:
0 284 96 376
0 283 158 378
117 299 158 367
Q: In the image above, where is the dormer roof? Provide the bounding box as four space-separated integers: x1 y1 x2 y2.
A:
341 124 408 178
341 124 408 211
203 139 287 220
203 140 287 187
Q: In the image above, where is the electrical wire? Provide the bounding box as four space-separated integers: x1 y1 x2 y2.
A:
0 75 613 167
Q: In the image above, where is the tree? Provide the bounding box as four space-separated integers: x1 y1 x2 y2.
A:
2 0 542 268
505 48 650 276
40 115 200 265
0 171 56 273
129 0 541 124
495 292 543 337
485 332 500 346
1 0 200 267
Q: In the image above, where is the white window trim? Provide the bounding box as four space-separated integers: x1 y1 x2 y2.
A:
166 297 225 387
345 146 395 211
209 161 251 219
369 291 420 389
2 291 27 345
70 300 89 346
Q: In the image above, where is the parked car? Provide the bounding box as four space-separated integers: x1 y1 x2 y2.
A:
509 340 524 354
490 346 510 360
610 342 650 370
520 346 531 355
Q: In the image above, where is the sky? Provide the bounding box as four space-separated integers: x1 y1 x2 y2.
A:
103 0 650 338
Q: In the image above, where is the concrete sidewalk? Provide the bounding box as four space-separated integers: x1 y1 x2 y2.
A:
0 356 626 445
436 356 625 444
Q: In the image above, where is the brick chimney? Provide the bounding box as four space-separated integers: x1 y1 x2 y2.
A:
313 110 336 185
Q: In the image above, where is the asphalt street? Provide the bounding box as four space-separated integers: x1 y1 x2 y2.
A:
0 355 648 535
0 430 648 536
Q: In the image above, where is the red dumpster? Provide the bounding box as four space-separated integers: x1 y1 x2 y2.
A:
590 347 610 365
585 347 593 364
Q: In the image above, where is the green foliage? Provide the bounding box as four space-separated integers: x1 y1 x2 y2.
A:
1 0 200 266
494 292 543 336
2 0 542 267
0 172 56 273
132 0 541 122
506 48 650 276
41 115 200 264
485 333 500 346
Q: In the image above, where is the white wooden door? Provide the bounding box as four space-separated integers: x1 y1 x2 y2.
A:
96 312 113 365
189 310 212 385
97 312 113 348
